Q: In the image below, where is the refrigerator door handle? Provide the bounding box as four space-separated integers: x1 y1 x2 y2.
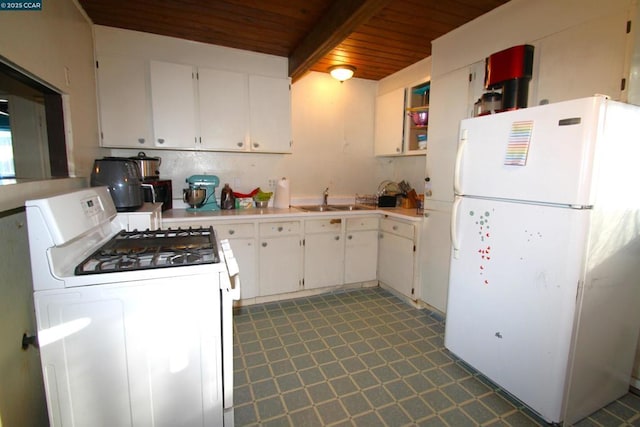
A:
453 129 468 195
451 196 462 259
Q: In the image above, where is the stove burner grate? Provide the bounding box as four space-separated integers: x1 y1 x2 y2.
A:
75 226 220 275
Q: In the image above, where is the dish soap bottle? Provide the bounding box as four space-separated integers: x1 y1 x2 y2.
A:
221 183 235 210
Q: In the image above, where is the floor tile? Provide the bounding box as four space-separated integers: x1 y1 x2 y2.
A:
233 287 640 427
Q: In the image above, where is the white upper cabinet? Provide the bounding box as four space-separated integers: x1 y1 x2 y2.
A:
374 80 430 156
94 26 291 153
374 87 404 155
147 62 291 152
198 68 248 151
149 60 198 149
96 56 153 148
248 75 292 153
534 10 629 104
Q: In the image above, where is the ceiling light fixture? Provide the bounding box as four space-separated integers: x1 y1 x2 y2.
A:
329 65 356 82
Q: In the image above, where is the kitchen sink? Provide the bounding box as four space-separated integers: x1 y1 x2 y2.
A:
328 204 374 211
296 205 337 212
296 204 374 212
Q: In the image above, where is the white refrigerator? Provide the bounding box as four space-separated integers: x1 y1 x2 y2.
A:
444 95 640 424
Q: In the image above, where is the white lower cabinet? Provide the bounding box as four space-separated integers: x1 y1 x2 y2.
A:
161 220 259 300
303 218 345 289
258 221 303 296
378 216 417 300
345 216 379 283
215 222 258 300
162 213 419 303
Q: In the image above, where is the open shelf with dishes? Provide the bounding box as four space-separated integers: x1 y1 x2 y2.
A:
405 81 430 153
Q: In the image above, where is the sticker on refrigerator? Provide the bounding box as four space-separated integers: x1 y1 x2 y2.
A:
504 120 534 166
471 209 493 285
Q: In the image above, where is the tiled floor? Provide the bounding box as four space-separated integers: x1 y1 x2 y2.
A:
232 287 640 426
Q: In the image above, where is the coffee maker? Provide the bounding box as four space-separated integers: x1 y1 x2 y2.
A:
183 175 221 212
483 44 534 112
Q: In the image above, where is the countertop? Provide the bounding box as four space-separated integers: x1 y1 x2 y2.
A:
162 206 423 222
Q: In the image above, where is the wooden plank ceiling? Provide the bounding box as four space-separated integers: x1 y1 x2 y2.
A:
78 0 509 82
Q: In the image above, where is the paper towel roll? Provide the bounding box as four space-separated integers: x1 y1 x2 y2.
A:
274 177 290 209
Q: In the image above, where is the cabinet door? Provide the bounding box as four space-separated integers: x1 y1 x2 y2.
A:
150 60 197 149
259 235 301 296
378 231 414 299
345 230 378 283
304 232 344 289
374 87 404 155
535 11 628 104
96 56 153 148
227 238 258 299
248 75 292 153
426 67 470 203
198 68 248 151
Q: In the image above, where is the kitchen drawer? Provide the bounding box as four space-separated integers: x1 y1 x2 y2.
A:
380 217 415 240
215 222 255 239
305 218 342 234
346 216 379 231
259 221 301 237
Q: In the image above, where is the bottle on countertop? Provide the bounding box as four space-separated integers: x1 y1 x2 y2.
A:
221 183 235 210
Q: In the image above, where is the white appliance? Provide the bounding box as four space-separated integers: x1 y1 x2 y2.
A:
25 187 240 426
445 95 640 424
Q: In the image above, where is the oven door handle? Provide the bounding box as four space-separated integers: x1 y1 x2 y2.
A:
219 239 241 411
220 239 241 300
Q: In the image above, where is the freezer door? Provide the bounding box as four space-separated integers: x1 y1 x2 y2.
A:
445 196 589 423
455 96 605 206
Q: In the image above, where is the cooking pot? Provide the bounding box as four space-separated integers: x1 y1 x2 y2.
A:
129 152 161 180
90 157 144 212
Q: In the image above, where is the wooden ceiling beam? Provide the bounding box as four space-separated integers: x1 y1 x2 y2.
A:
288 0 392 82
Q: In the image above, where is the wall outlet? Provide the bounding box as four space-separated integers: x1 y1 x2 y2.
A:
268 179 277 188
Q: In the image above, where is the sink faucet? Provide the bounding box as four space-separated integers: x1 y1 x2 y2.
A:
323 187 329 205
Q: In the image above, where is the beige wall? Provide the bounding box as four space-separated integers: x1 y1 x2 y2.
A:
0 0 101 178
0 1 98 425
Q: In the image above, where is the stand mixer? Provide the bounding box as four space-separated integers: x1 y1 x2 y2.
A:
183 175 221 212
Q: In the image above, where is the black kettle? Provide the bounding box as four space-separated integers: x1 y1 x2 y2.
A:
90 157 144 212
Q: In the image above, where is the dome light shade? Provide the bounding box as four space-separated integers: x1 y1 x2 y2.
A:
329 65 356 82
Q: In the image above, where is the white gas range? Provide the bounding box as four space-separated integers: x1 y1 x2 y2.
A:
25 186 240 426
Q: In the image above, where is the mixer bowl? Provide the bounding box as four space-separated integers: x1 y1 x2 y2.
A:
183 187 207 207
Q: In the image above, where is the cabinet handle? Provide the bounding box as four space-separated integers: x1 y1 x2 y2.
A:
277 226 283 232
228 229 235 235
348 235 353 240
237 142 244 147
157 138 165 144
252 142 260 149
137 138 145 144
396 147 401 152
392 225 398 231
334 236 340 241
262 242 267 247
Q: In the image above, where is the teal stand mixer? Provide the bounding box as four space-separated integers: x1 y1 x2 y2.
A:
183 175 221 212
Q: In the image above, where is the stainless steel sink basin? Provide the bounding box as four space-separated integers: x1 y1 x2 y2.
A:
296 204 374 212
328 204 374 211
296 205 337 212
